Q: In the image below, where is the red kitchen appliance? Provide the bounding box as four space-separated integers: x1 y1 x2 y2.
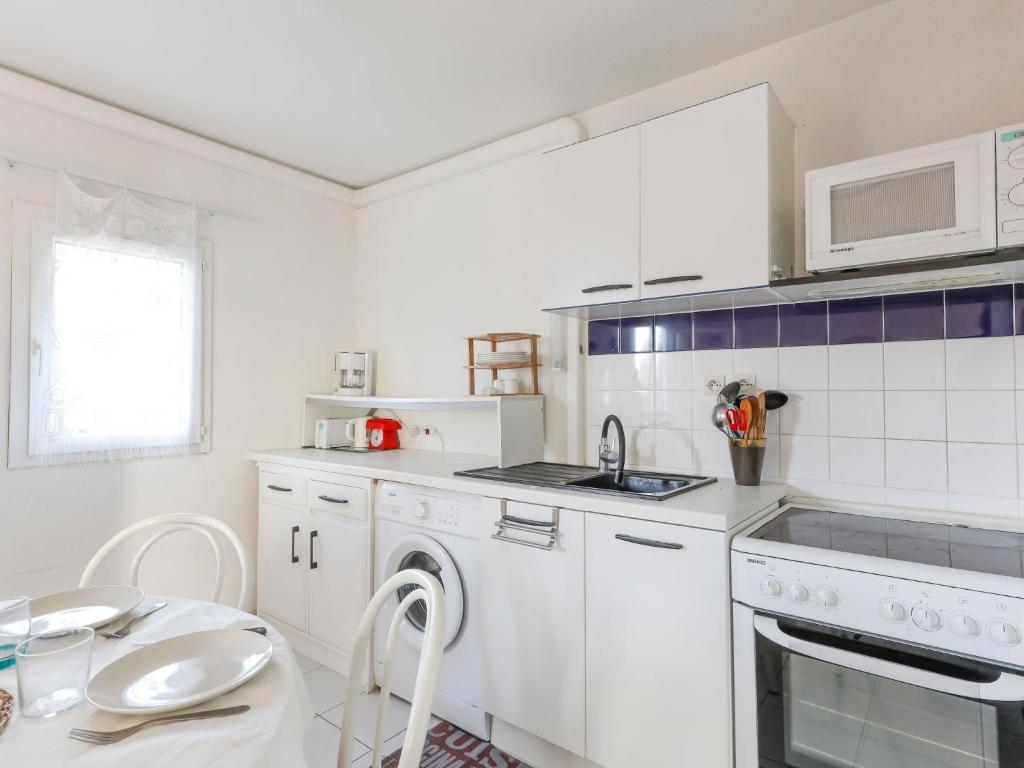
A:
366 418 401 450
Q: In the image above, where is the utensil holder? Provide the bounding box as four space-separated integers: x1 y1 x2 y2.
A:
729 438 766 486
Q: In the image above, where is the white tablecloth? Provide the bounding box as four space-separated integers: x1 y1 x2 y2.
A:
0 596 313 767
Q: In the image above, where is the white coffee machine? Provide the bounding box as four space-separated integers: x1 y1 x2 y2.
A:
332 351 375 397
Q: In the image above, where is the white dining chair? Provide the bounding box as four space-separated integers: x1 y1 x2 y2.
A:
337 569 446 768
79 513 252 609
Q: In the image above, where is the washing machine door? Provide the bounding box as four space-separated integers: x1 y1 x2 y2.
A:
383 533 465 650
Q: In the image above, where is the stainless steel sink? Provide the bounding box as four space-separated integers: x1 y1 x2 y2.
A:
453 463 716 501
566 470 716 500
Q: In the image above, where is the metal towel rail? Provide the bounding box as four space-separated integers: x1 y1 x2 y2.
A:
491 508 560 551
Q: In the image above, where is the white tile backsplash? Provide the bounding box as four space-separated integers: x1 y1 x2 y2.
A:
829 391 884 438
883 340 945 390
829 437 885 487
828 343 883 390
945 337 1014 390
945 390 1015 444
586 333 1024 517
779 346 829 390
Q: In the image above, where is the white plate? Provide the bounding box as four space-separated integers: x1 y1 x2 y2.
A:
87 629 273 714
30 585 145 633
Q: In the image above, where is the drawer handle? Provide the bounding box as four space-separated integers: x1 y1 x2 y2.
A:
643 275 703 286
290 525 300 564
614 533 684 550
582 283 632 294
309 530 318 570
267 484 293 493
317 494 349 504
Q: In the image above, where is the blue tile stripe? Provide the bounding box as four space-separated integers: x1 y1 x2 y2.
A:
587 283 1022 354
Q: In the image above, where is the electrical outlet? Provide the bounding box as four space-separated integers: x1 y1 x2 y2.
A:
704 375 725 397
736 374 757 395
405 425 422 437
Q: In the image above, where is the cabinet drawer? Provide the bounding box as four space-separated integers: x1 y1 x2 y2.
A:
259 470 307 508
309 480 367 521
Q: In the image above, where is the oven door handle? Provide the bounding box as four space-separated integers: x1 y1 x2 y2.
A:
754 615 1024 702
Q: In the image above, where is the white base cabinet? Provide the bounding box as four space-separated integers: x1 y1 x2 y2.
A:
256 463 371 672
482 507 735 768
481 502 587 756
585 514 733 768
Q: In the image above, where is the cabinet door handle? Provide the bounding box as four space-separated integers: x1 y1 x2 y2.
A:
317 494 348 504
614 533 684 550
643 275 703 286
267 484 293 493
309 530 318 570
581 283 633 294
290 525 300 563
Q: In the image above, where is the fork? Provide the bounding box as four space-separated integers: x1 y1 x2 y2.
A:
68 704 250 744
99 601 168 640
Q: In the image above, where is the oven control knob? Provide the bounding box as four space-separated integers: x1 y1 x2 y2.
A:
880 599 908 623
988 619 1022 647
949 613 981 638
786 584 809 603
912 606 942 631
760 577 783 597
814 587 840 608
412 500 432 521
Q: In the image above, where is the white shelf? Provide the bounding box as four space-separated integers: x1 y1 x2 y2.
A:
303 393 542 411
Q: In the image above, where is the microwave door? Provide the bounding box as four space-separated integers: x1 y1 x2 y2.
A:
752 614 1024 768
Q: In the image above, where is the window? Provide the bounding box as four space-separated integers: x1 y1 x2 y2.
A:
9 201 212 467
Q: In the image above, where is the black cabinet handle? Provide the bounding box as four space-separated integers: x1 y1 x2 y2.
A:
615 533 684 550
309 530 318 570
643 275 703 286
317 495 348 504
290 525 299 563
582 283 632 294
267 484 292 493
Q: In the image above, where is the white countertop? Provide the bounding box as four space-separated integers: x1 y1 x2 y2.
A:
248 447 787 532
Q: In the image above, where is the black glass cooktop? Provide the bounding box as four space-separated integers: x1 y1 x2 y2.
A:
751 507 1024 578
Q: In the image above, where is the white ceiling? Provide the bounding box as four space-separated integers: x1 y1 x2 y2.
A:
0 0 887 188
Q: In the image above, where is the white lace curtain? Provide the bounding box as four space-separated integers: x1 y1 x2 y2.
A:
30 172 201 462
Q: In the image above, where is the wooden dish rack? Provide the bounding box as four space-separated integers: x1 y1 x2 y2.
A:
465 332 540 396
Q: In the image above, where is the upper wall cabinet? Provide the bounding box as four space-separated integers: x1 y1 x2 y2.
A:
542 84 793 309
542 127 640 310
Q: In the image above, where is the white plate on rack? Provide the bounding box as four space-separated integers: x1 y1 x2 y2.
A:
87 629 273 714
476 352 529 364
30 586 145 633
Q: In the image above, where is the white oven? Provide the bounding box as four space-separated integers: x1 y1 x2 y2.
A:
806 123 1024 272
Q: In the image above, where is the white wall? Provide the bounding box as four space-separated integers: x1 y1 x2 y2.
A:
0 88 358 599
353 0 1024 455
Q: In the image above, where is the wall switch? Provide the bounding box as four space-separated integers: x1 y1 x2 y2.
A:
703 375 725 397
736 374 757 395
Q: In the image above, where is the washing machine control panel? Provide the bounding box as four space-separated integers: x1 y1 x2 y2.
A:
375 481 491 536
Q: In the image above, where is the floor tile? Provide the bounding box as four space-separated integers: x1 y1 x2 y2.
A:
304 665 349 714
351 730 406 767
293 650 323 674
321 691 412 746
304 714 370 768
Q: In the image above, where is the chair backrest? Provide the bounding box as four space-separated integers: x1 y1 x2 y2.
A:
337 569 446 768
79 513 252 610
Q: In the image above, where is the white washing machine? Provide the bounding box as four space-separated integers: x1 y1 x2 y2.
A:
374 481 496 740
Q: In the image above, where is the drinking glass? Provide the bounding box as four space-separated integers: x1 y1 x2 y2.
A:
15 627 94 717
0 596 30 671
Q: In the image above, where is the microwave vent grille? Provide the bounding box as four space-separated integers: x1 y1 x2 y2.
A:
830 161 956 245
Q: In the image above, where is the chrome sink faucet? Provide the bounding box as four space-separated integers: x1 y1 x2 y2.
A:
599 414 626 485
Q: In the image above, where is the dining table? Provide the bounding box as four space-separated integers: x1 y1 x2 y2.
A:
0 595 313 767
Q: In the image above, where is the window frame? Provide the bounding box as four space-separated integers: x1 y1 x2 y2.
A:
8 200 213 468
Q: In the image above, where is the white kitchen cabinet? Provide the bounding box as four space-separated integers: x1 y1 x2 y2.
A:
256 464 371 672
640 83 793 298
585 513 733 768
542 127 640 309
256 501 307 631
481 502 587 756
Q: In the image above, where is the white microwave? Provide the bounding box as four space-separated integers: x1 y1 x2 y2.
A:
806 123 1024 272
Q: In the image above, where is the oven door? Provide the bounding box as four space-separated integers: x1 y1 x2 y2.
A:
734 606 1024 768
